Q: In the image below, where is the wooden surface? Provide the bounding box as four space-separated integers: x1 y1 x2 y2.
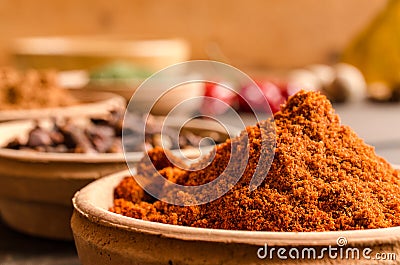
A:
0 218 79 265
0 0 387 69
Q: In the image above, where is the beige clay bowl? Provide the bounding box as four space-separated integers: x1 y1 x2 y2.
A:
72 168 400 265
84 80 205 116
11 36 190 72
0 89 126 122
0 118 234 240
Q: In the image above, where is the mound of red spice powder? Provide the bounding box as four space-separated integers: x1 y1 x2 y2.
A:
111 91 400 231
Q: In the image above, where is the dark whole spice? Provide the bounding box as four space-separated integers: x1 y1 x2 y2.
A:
110 90 400 232
5 110 224 154
27 123 53 147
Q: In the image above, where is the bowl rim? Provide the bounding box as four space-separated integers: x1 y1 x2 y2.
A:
0 89 125 122
12 36 189 57
72 166 400 246
0 118 239 163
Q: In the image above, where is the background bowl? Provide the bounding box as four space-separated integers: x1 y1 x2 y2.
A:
85 77 205 116
11 36 190 71
126 80 205 116
72 167 400 265
0 89 126 122
58 70 206 116
0 118 235 240
83 78 142 101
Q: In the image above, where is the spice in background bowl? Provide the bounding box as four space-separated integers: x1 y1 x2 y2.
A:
5 110 224 154
0 67 77 110
111 90 400 232
0 67 127 122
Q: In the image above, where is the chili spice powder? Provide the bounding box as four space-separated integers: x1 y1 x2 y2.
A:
111 91 400 232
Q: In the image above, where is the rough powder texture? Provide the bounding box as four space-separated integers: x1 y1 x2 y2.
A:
111 91 400 232
0 67 76 110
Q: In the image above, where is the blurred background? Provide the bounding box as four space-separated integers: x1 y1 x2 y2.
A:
0 0 388 69
1 0 399 102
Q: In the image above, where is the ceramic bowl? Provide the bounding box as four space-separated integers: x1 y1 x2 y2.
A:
72 167 400 264
0 118 234 240
11 37 190 72
58 70 205 116
84 78 205 116
56 70 205 116
0 89 126 122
